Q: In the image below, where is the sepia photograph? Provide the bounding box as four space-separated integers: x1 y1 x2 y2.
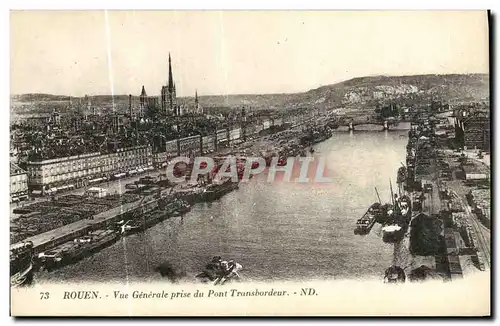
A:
9 10 491 316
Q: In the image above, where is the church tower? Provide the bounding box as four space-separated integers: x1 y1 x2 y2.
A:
163 53 177 115
160 53 177 115
195 90 203 114
140 85 147 117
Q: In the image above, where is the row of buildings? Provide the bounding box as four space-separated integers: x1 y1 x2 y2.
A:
417 103 490 152
9 53 315 201
9 55 210 167
16 54 201 133
10 114 299 200
26 145 153 196
454 109 490 152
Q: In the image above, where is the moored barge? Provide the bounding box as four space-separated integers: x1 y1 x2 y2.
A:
201 180 239 202
119 199 191 235
354 202 382 235
10 241 35 287
37 229 119 271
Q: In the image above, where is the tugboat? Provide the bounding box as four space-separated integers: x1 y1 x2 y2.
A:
10 241 34 287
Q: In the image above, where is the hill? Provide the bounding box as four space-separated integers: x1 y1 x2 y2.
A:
11 73 489 117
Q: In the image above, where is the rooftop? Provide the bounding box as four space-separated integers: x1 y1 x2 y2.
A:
10 162 26 175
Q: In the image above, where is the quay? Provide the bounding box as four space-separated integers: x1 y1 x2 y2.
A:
13 195 160 253
388 108 490 282
11 115 335 255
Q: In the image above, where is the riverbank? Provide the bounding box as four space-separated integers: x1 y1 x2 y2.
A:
36 131 405 284
12 114 337 270
391 117 490 283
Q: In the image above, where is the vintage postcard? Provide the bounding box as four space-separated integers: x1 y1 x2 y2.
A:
9 10 491 316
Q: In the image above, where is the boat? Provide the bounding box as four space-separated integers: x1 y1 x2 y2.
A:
300 130 331 146
354 202 382 235
397 165 407 185
382 224 405 243
355 187 388 235
38 229 119 270
138 176 158 185
384 266 406 283
173 184 205 204
380 181 410 243
120 199 191 235
10 241 34 287
195 256 242 285
120 210 165 235
120 219 145 235
201 179 239 202
381 184 412 244
164 199 191 217
311 130 332 145
125 183 139 190
195 256 223 283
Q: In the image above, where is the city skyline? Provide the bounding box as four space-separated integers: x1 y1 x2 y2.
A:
11 11 489 97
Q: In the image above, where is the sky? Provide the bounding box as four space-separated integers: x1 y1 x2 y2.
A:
10 10 489 97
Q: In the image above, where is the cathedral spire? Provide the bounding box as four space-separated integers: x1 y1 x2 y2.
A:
140 85 147 97
168 53 174 92
195 90 198 105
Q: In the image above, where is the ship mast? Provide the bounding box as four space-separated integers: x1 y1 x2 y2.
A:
374 187 382 204
389 179 395 206
399 162 406 196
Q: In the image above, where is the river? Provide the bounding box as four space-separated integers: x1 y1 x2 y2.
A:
37 129 408 284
